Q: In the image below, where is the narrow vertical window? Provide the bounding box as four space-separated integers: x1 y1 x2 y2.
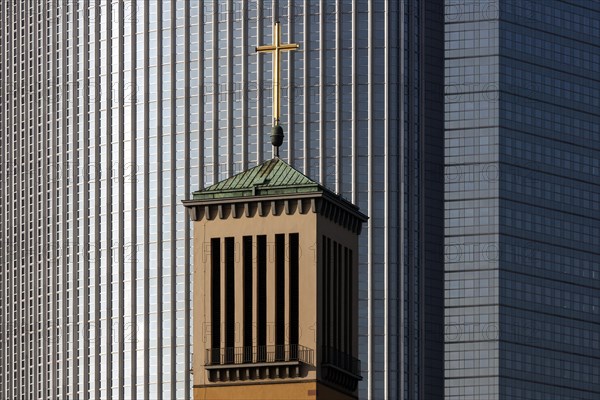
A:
328 237 335 351
225 237 235 363
243 236 253 362
210 238 220 364
322 235 329 349
334 241 340 350
257 235 267 361
275 233 285 360
289 233 299 359
347 249 353 356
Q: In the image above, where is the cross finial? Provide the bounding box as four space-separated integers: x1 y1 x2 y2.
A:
256 21 299 157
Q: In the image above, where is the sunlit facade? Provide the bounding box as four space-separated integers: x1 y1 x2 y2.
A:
197 1 444 399
1 1 192 398
0 1 444 399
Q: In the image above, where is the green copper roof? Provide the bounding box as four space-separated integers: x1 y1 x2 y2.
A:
192 158 323 200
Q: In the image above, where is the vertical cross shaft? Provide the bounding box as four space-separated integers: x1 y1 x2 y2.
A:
256 22 300 127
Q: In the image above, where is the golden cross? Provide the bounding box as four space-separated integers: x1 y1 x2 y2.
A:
256 21 299 126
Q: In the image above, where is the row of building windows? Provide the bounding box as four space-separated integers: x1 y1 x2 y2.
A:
502 203 600 247
502 312 600 353
502 240 599 283
502 273 600 317
502 377 600 400
504 344 600 385
504 1 600 38
503 135 600 179
502 27 600 73
502 65 600 109
502 170 599 215
209 234 299 362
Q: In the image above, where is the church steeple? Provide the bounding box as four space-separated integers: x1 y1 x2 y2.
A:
185 17 366 400
184 159 367 400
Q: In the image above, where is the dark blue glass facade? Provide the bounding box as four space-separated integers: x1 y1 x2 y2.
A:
446 1 600 399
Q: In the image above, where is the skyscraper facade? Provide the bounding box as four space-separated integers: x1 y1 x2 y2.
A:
0 1 444 399
198 1 444 399
1 1 193 398
445 0 600 399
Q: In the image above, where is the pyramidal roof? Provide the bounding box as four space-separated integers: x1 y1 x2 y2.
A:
192 157 326 201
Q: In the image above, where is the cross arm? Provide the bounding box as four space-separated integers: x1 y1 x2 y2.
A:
279 44 300 50
256 45 277 52
256 44 300 53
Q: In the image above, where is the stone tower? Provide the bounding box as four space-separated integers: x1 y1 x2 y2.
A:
184 157 367 399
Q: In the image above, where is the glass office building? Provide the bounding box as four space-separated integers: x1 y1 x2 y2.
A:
198 1 444 399
1 1 192 398
445 0 600 399
0 1 444 399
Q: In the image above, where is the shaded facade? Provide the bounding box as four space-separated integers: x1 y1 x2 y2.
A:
445 0 600 398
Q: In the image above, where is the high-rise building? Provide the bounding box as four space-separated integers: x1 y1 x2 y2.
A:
445 1 600 399
0 1 444 399
1 1 193 399
194 1 445 399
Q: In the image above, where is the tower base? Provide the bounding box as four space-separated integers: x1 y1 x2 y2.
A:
194 381 357 400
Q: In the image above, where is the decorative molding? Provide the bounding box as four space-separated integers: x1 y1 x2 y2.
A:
183 195 366 234
258 202 265 217
311 198 317 214
187 206 198 221
285 200 291 215
206 363 306 383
